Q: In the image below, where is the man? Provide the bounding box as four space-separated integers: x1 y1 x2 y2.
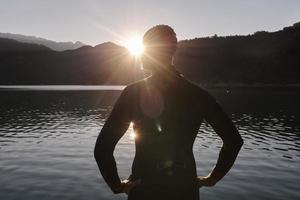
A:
94 25 243 200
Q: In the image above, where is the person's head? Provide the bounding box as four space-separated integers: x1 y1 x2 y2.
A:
142 25 177 72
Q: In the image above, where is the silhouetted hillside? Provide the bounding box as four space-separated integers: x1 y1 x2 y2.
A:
0 38 52 53
0 40 145 85
0 33 85 51
175 22 300 85
0 22 299 85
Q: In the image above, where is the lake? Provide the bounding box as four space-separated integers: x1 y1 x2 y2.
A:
0 86 299 200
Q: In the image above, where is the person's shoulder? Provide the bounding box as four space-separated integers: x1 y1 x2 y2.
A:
122 78 148 94
179 76 211 98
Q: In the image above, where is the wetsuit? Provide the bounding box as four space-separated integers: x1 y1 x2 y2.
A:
94 68 243 200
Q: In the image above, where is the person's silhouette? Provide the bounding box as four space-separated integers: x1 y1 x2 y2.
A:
94 25 244 200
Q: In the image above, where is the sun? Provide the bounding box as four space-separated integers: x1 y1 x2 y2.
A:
124 35 144 57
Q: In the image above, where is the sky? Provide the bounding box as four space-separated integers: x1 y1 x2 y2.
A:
0 0 300 45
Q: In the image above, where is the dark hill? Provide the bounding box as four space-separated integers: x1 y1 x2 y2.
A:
174 22 300 85
0 22 299 85
0 39 145 85
0 38 51 53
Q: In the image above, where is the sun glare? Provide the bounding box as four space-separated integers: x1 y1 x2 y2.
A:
124 35 144 57
130 132 137 139
129 122 137 139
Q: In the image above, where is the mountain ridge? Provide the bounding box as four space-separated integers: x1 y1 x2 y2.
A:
0 22 299 85
0 32 85 51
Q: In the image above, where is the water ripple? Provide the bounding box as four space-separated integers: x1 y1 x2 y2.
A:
0 89 300 200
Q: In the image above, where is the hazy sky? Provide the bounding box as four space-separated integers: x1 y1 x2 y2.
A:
1 0 299 45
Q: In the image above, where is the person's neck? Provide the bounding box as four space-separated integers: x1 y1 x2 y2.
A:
149 64 182 88
151 64 175 76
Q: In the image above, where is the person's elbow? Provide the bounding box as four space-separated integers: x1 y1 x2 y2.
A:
236 136 244 150
239 136 244 146
233 134 244 151
94 144 100 161
94 142 105 161
224 134 244 153
231 127 244 149
94 140 114 162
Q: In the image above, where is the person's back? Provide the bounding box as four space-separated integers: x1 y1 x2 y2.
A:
127 71 211 180
124 72 217 199
94 25 243 200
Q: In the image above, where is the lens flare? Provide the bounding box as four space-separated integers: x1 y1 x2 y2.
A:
129 122 137 139
124 35 144 57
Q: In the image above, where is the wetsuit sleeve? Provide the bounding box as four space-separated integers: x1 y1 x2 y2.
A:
94 87 132 194
203 91 243 185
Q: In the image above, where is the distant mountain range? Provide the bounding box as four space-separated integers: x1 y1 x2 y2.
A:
0 32 85 51
0 22 299 85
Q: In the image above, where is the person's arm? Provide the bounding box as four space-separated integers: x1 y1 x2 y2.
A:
198 92 243 187
94 87 132 194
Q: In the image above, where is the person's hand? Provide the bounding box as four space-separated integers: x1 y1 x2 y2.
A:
195 176 216 188
121 179 142 194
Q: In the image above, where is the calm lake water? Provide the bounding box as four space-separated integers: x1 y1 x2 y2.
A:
0 86 299 200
